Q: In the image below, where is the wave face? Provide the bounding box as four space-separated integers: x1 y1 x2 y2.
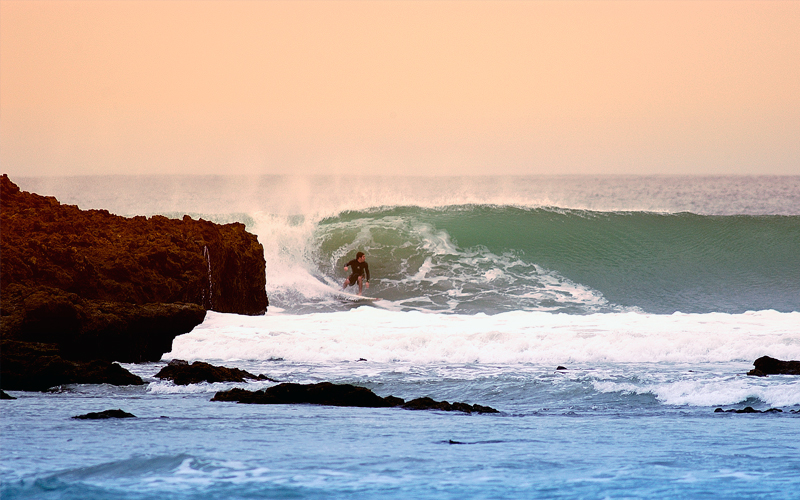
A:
264 206 800 314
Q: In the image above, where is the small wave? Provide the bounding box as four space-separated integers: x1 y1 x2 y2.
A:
593 375 800 407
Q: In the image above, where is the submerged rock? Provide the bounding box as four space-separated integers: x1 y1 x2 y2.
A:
155 359 276 385
747 356 800 377
212 382 499 413
72 409 136 419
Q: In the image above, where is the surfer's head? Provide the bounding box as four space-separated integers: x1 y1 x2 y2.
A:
356 251 365 262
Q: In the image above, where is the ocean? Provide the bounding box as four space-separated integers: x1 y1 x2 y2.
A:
2 175 799 499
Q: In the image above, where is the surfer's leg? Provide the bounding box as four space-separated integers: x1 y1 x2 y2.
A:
357 275 364 295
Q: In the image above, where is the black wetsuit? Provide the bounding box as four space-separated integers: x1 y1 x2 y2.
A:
345 259 370 286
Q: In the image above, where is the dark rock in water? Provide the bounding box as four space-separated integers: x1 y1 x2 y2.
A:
72 409 136 419
212 382 395 407
0 390 16 400
556 366 567 371
0 340 144 392
714 407 783 414
402 397 499 414
212 382 499 414
155 359 277 385
747 356 800 376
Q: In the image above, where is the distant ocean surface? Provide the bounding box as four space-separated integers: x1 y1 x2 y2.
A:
3 175 799 499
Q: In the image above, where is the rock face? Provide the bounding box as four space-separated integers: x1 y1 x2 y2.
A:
1 285 205 363
155 359 276 385
1 340 144 392
0 175 269 390
1 175 267 315
747 356 800 377
212 382 499 414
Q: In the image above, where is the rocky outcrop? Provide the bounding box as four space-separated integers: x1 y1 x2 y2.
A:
1 340 144 392
212 382 499 414
155 359 277 385
747 356 800 377
1 284 205 363
1 175 267 315
1 174 269 390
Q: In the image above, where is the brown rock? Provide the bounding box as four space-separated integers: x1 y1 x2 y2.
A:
401 396 499 414
747 356 800 376
1 284 205 363
211 382 499 413
155 359 276 385
72 409 136 419
0 339 144 391
212 382 396 407
0 174 268 390
0 174 267 315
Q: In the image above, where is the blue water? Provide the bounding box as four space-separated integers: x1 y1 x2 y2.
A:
3 175 800 499
3 367 800 499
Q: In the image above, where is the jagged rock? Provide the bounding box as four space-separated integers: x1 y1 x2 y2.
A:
0 390 15 400
746 356 800 376
1 175 269 390
1 174 267 316
714 407 783 414
0 340 144 391
72 409 136 419
401 396 499 414
211 382 499 413
155 359 277 385
1 284 205 363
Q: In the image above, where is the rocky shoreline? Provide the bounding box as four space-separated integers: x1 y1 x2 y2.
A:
1 175 267 391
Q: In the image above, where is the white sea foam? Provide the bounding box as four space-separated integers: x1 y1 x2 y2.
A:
592 372 800 407
167 309 800 366
146 379 277 395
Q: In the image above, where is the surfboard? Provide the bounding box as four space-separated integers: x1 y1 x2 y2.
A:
320 277 381 302
334 290 382 302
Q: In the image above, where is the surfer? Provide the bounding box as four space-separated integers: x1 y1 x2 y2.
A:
342 251 371 295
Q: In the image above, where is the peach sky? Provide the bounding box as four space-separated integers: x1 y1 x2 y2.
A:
1 0 798 176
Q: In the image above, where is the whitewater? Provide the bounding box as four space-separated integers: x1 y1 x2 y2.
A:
2 175 799 499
